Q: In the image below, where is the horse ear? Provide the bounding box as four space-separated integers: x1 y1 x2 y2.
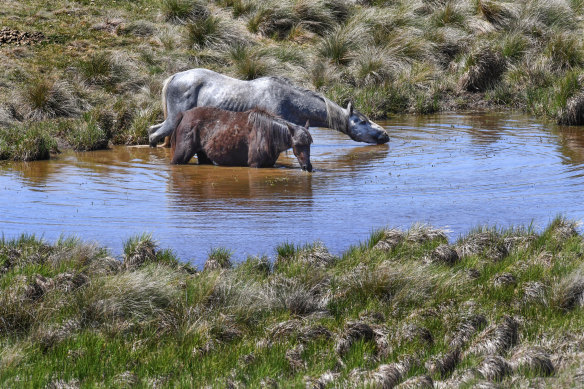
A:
304 120 310 129
346 102 353 116
287 123 296 136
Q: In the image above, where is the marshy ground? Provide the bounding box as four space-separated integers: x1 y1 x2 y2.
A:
1 217 583 387
2 0 584 160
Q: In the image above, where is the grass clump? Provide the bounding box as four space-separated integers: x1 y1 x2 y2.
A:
184 15 223 49
77 52 137 93
0 122 58 161
83 266 179 326
317 23 366 66
0 219 584 386
64 113 109 151
204 247 233 271
458 47 507 92
161 0 209 24
227 44 270 80
20 79 82 121
120 106 162 145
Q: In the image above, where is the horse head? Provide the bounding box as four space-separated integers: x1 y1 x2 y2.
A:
288 120 313 172
346 103 389 144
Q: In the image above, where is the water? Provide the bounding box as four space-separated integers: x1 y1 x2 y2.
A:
1 113 583 266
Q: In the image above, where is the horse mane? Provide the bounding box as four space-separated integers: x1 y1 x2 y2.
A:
247 108 292 163
324 99 348 133
265 76 349 133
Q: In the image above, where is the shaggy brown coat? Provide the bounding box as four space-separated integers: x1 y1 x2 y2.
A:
170 107 313 171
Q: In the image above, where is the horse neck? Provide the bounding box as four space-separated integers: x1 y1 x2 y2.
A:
274 126 293 154
248 111 291 158
322 97 349 134
290 92 348 134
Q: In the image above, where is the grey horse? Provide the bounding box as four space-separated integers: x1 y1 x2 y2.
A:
148 68 389 147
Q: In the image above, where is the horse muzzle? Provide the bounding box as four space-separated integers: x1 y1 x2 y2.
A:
376 131 390 144
301 163 313 172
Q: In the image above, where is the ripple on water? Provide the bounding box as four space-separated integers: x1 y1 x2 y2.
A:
1 113 584 266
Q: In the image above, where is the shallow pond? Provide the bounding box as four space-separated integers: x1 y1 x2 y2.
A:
1 113 584 266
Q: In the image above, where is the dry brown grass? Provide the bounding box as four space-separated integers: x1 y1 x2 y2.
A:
510 346 555 376
465 316 519 357
458 47 507 92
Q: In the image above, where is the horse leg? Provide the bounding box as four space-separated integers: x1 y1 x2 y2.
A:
160 136 172 148
196 151 213 165
148 123 163 135
149 112 183 147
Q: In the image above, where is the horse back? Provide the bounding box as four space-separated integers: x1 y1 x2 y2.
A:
202 109 255 166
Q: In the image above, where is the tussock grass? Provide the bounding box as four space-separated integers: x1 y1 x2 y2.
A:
184 11 248 50
161 0 209 24
20 79 83 121
204 247 233 271
1 219 584 385
317 22 369 65
227 44 270 80
0 122 58 161
3 0 584 156
83 266 179 328
121 106 162 145
65 113 109 151
458 46 507 92
77 52 141 93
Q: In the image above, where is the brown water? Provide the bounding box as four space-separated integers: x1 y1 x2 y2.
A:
1 113 583 266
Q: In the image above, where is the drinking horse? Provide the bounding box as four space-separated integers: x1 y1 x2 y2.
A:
170 107 313 172
149 68 389 147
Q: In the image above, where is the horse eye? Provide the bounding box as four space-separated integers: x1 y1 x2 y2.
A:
360 120 366 125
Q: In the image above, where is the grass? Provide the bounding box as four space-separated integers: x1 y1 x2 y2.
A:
0 122 58 161
21 78 82 121
1 219 583 386
185 16 219 48
65 113 109 151
1 0 584 162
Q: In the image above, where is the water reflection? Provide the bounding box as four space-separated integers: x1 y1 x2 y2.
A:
0 156 72 187
554 125 584 167
167 164 314 211
1 113 583 265
316 143 390 173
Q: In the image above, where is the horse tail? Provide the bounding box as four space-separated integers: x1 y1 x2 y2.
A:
170 111 184 161
161 74 175 120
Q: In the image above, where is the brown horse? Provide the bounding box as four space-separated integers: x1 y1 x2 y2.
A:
170 107 313 171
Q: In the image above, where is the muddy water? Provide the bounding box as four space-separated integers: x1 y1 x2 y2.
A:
1 113 584 266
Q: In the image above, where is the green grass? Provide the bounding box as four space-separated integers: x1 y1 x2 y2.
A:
64 113 109 151
0 122 58 161
2 0 584 161
1 219 584 386
184 15 222 49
